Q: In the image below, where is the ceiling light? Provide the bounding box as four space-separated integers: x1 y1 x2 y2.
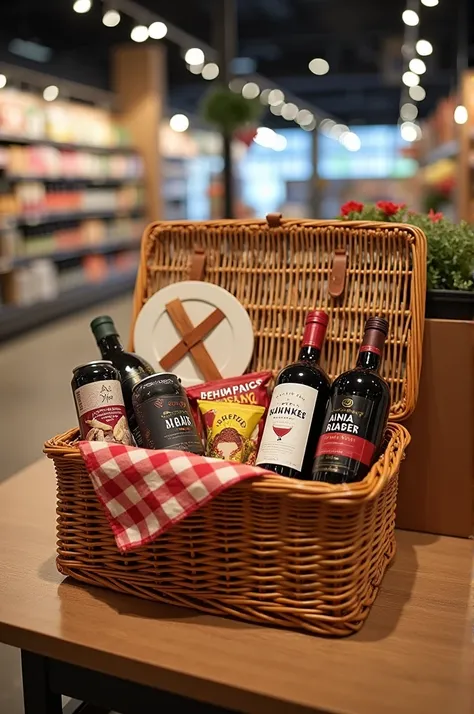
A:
400 103 418 121
169 114 189 132
454 105 468 125
329 123 349 139
201 63 219 80
402 9 419 25
149 21 167 39
9 39 52 63
319 118 336 136
254 128 287 152
268 89 284 106
296 109 314 126
309 58 329 75
400 122 419 142
409 85 426 101
73 0 91 13
0 74 7 89
185 48 205 66
259 88 271 104
273 134 287 151
421 0 438 6
402 71 420 87
270 103 283 116
43 85 59 102
102 9 120 27
409 58 426 74
281 102 298 120
416 39 433 56
254 127 275 148
131 25 148 42
188 63 204 74
242 82 260 99
341 131 361 151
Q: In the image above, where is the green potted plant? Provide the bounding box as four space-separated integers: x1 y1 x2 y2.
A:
201 87 263 134
338 201 474 320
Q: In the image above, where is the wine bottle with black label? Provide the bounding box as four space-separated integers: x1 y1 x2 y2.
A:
312 317 391 484
90 315 155 446
256 310 331 479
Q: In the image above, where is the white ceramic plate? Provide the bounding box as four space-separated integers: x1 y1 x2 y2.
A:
134 281 254 387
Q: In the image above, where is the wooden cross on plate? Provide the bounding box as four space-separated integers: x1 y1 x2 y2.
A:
159 298 224 381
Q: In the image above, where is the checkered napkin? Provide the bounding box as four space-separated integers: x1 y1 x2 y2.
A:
79 441 269 553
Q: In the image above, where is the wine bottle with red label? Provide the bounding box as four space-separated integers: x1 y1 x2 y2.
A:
256 310 331 479
311 317 391 484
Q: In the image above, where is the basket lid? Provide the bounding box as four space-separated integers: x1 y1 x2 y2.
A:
132 217 427 421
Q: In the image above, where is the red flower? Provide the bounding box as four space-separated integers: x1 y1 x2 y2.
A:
428 209 443 223
341 201 364 216
376 201 405 216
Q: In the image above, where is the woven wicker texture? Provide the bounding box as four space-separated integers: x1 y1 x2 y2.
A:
45 218 426 636
45 423 409 636
132 218 426 420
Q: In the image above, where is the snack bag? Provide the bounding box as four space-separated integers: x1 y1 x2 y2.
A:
198 401 266 464
187 371 272 447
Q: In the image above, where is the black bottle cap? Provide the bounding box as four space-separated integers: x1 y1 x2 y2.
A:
90 315 119 341
364 317 389 335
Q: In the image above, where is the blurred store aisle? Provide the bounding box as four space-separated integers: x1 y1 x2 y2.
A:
0 293 133 714
0 293 134 483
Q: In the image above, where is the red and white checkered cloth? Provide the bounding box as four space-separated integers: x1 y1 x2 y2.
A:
79 442 270 553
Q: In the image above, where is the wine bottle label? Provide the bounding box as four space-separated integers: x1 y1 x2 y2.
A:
314 394 375 475
134 395 203 454
256 383 318 471
74 379 133 445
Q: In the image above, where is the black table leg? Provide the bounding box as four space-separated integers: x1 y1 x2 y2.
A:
21 650 63 714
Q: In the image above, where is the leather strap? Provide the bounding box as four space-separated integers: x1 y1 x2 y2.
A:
266 213 282 228
160 298 223 381
329 249 347 298
189 247 206 281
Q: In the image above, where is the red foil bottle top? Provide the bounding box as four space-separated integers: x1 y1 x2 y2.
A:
306 310 329 327
302 310 329 349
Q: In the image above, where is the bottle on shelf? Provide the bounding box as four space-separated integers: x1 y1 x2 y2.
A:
312 317 391 485
256 310 331 479
90 315 155 446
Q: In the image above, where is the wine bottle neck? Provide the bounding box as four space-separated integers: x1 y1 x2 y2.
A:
356 328 386 371
356 348 381 371
98 334 124 357
298 344 321 364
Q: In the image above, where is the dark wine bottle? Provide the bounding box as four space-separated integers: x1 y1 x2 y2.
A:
312 317 391 484
256 310 331 479
90 315 155 446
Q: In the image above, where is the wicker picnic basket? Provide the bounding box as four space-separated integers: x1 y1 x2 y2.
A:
45 216 426 636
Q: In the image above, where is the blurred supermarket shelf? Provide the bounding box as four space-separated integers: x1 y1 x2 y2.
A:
14 208 144 227
0 238 141 272
0 268 137 342
4 176 143 186
0 134 139 155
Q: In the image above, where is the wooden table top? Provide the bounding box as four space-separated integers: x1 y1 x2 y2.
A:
0 460 472 714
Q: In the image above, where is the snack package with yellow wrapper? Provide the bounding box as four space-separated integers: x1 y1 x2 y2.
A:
198 401 266 464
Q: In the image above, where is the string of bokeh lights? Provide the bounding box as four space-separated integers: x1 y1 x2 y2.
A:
72 0 363 151
400 0 467 144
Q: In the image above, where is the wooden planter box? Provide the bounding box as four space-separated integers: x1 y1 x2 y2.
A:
396 318 474 537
